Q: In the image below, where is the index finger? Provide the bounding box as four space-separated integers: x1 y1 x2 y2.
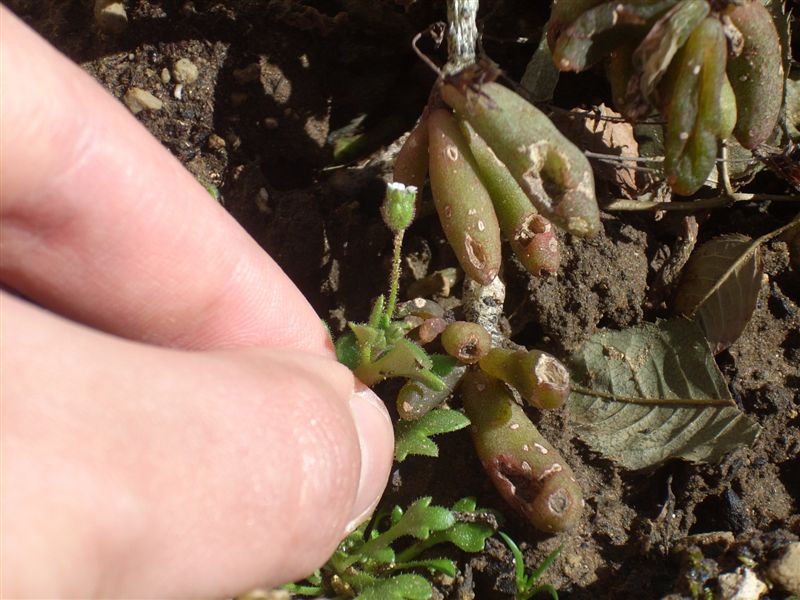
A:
0 6 330 353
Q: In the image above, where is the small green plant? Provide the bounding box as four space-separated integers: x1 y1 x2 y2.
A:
334 183 445 391
498 532 562 600
331 183 473 460
284 497 498 599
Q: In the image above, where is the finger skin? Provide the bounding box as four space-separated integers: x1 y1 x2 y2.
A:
1 293 393 598
0 6 328 353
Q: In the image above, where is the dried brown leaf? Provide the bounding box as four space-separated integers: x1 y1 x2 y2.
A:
673 234 763 354
555 104 641 197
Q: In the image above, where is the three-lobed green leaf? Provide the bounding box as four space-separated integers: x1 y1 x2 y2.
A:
354 574 432 600
394 409 471 462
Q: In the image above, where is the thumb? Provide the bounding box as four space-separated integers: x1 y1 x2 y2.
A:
1 294 394 598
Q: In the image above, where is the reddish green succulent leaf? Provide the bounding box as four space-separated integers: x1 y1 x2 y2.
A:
459 120 560 276
673 234 764 354
462 371 583 533
393 115 429 190
441 82 600 237
428 108 502 284
725 0 784 149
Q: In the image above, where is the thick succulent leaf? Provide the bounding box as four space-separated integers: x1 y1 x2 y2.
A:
567 319 761 470
440 82 600 236
428 108 502 285
673 234 764 354
662 17 727 195
631 0 709 105
552 0 678 72
394 408 471 462
725 0 784 149
354 574 432 600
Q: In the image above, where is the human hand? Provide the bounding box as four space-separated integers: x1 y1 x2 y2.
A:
0 6 394 598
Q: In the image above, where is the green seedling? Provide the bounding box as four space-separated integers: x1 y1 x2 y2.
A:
334 183 444 391
498 532 562 600
285 497 497 599
462 371 584 532
395 407 471 461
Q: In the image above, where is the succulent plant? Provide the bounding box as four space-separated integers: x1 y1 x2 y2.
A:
548 0 785 195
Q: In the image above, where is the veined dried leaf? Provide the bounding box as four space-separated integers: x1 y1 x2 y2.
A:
555 104 640 197
673 234 763 354
567 319 760 470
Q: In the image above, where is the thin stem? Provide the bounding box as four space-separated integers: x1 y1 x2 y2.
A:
384 231 404 325
605 193 800 212
445 0 479 73
718 140 737 198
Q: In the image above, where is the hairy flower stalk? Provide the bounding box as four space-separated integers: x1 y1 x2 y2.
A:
462 371 583 532
479 347 571 410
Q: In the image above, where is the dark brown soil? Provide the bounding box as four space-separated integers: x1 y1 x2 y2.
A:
9 1 798 598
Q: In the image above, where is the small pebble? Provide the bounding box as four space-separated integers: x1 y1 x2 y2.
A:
123 87 163 114
766 542 800 594
172 58 199 85
173 83 183 100
160 68 171 84
717 567 766 600
94 0 127 34
207 134 226 151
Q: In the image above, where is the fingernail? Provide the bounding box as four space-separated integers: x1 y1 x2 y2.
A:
345 383 394 533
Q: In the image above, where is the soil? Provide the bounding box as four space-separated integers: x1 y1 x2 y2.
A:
9 1 799 598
